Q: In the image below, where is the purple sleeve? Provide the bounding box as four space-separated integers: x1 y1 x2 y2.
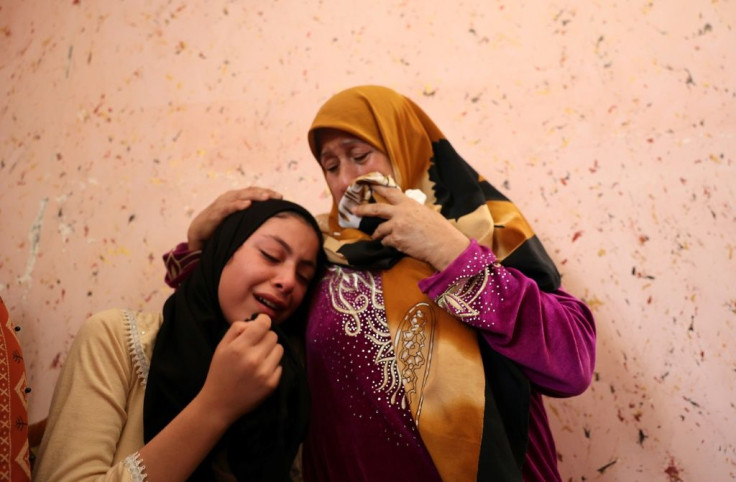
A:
162 242 202 289
418 239 596 397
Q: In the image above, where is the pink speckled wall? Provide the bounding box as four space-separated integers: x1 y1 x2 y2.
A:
2 1 734 479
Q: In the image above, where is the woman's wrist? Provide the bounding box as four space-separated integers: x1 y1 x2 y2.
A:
430 234 470 272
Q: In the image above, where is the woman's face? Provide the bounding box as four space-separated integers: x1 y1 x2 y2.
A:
316 128 395 203
218 213 320 325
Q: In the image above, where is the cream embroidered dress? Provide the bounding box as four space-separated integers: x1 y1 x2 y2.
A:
34 309 161 481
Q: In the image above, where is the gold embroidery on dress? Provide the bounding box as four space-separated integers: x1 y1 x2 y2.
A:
327 266 384 336
327 266 402 405
394 303 435 422
435 269 489 318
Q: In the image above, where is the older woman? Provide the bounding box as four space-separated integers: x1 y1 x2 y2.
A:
165 85 596 481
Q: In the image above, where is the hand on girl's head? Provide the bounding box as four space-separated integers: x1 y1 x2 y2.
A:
187 187 284 250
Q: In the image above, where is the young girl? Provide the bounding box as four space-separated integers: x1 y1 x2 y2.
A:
34 199 325 481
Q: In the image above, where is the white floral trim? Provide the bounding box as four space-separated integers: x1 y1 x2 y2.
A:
123 310 149 387
123 452 147 481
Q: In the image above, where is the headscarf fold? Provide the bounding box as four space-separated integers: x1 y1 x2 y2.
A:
308 85 560 481
144 199 324 481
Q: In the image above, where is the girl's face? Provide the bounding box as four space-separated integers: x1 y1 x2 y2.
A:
316 128 395 203
218 213 320 325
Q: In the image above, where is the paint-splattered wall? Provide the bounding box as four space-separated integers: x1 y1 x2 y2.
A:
1 1 734 480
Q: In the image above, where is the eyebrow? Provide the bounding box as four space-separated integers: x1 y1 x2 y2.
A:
266 234 317 268
319 138 368 159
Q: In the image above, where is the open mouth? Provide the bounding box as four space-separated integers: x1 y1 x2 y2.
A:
255 295 280 311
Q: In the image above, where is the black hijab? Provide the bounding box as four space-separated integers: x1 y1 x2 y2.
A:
144 199 324 481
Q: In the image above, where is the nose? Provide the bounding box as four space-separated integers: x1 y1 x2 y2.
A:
335 163 361 201
272 267 297 294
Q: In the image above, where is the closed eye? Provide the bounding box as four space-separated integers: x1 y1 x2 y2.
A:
320 158 338 173
260 250 279 263
297 265 316 285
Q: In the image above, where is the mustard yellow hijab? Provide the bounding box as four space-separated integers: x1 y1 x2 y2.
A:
309 85 560 289
308 85 560 481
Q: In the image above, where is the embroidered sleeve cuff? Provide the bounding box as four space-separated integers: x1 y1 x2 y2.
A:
163 243 202 289
419 240 510 326
418 239 497 298
123 452 148 482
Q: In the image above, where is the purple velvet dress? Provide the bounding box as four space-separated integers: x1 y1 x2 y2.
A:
302 240 595 481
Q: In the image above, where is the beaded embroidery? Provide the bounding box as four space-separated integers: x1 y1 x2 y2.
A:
326 265 384 336
434 268 488 318
393 302 434 419
434 252 509 328
326 266 404 406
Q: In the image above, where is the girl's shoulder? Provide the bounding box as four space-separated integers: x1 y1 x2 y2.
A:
80 309 162 344
80 309 163 387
